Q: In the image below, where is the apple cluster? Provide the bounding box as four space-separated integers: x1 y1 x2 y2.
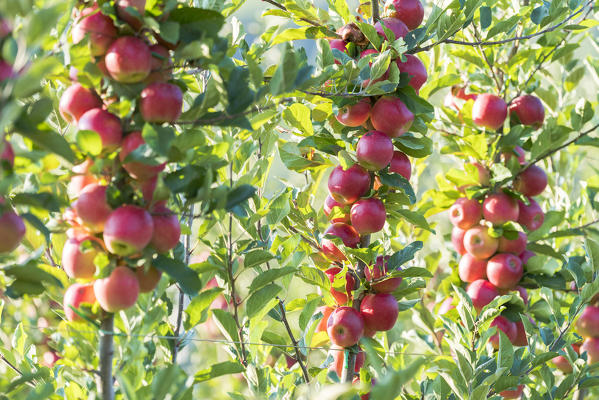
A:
60 1 182 322
444 88 548 353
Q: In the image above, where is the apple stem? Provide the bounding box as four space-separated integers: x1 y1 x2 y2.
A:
99 313 114 400
277 298 310 383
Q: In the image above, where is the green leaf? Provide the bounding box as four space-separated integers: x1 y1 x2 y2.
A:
153 255 202 295
211 309 239 344
20 213 50 243
246 284 282 318
479 6 492 30
244 250 276 270
393 209 434 233
387 241 423 270
76 130 102 156
226 184 256 211
248 267 296 293
12 192 61 212
194 361 245 382
378 171 416 203
14 120 76 163
184 287 223 328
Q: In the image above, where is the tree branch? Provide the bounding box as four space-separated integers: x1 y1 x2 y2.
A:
99 314 115 400
277 298 310 383
287 225 321 253
260 0 339 37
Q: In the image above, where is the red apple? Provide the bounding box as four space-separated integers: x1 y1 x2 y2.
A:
360 293 398 332
581 337 599 365
72 6 117 56
466 279 499 311
135 265 162 292
472 94 507 131
463 225 499 259
68 159 97 197
73 184 112 233
356 131 394 171
389 151 411 180
439 297 455 315
509 95 545 129
513 165 547 197
78 108 123 151
323 195 350 223
146 44 172 83
517 198 544 231
577 305 599 338
63 283 96 322
498 232 527 255
350 197 386 234
62 238 98 280
94 266 140 312
489 316 517 349
458 254 487 283
396 54 427 93
1 140 14 167
553 344 580 373
140 82 183 123
335 98 371 127
41 351 60 367
59 84 102 124
327 164 371 205
150 205 181 253
452 226 467 255
371 96 414 138
499 385 524 399
374 17 408 40
316 306 334 332
444 87 478 111
472 162 491 186
104 205 154 256
449 197 482 229
105 36 152 83
0 60 14 82
116 0 145 29
0 19 11 39
325 266 356 305
513 320 528 346
0 208 25 253
501 145 526 165
327 306 364 347
331 346 364 377
329 39 347 53
486 253 523 289
384 0 424 30
515 286 528 305
483 192 520 225
519 250 535 269
119 131 165 181
364 256 402 293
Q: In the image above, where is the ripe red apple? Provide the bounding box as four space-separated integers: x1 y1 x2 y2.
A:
323 195 350 223
59 84 102 123
62 238 98 280
513 320 528 346
331 346 364 377
364 256 402 293
78 108 123 151
452 226 467 255
0 60 14 82
482 192 520 225
498 232 527 255
1 140 14 167
463 225 499 259
384 0 424 30
552 344 580 373
135 266 162 292
371 96 414 138
146 44 172 83
72 6 117 56
104 205 154 256
360 293 398 332
444 86 477 111
329 39 347 53
472 162 491 186
63 283 96 322
105 36 152 83
517 198 544 231
501 145 526 165
327 164 371 205
350 197 386 234
335 98 371 127
389 151 411 180
581 337 599 365
356 131 394 171
577 305 599 338
116 0 145 29
515 286 528 305
0 208 25 253
316 306 334 332
499 385 524 399
150 205 181 253
119 131 165 181
325 266 356 305
466 279 499 311
327 306 364 347
68 159 97 197
489 316 517 349
41 351 60 367
73 184 112 233
94 266 140 312
472 93 507 131
509 95 545 129
396 54 427 93
449 197 482 229
519 249 535 267
374 17 408 40
486 253 523 289
458 254 487 283
140 82 183 123
513 165 547 197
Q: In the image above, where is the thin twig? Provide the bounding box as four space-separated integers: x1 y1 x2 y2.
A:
473 25 502 94
277 298 311 383
287 225 321 252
